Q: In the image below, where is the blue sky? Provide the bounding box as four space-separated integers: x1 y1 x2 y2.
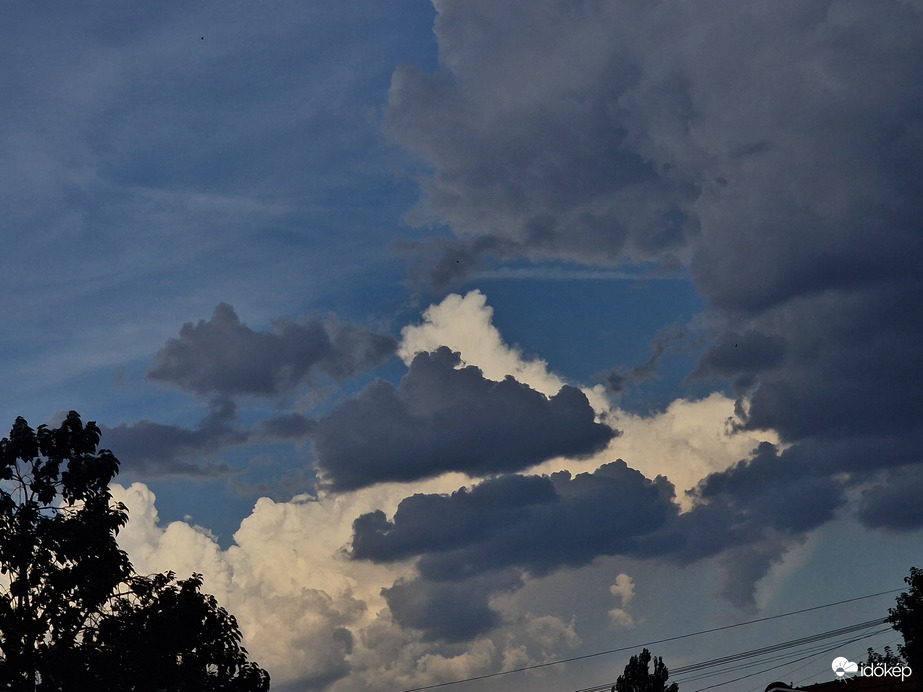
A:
3 1 923 690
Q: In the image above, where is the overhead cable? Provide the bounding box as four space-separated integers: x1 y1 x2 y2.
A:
400 587 901 692
575 618 889 692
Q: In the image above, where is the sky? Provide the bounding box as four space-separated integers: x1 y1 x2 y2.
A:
2 1 923 690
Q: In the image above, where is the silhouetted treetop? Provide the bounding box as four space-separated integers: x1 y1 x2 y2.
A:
889 566 923 673
615 648 678 692
0 411 269 692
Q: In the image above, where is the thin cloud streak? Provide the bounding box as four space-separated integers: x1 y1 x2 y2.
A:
469 267 688 282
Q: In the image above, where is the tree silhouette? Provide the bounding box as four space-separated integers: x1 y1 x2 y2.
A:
863 645 904 667
889 566 923 673
0 412 269 691
614 648 678 692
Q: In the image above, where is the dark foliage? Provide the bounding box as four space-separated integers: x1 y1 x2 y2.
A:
863 645 905 667
0 412 269 691
889 566 923 672
614 648 678 692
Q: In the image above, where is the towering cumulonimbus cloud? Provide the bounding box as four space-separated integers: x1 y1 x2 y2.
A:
335 0 923 636
106 2 923 669
385 0 923 531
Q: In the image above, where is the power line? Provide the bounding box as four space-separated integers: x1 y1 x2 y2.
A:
400 587 902 692
594 627 892 692
674 619 887 676
575 618 889 692
684 626 894 692
787 634 903 690
678 631 884 684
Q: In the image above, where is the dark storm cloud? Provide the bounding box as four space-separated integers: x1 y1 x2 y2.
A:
352 462 679 578
387 0 923 536
388 0 923 293
102 402 243 476
690 443 844 537
674 432 923 604
353 462 679 640
669 442 847 608
689 330 786 380
351 474 559 563
683 432 923 547
310 347 616 490
386 25 697 274
691 281 923 443
353 444 860 637
148 303 396 399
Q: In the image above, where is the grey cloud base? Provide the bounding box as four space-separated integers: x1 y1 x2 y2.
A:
352 462 678 576
309 347 616 490
349 440 883 639
382 570 523 643
354 462 679 641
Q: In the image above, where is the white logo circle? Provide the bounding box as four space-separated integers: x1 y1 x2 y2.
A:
831 657 858 678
